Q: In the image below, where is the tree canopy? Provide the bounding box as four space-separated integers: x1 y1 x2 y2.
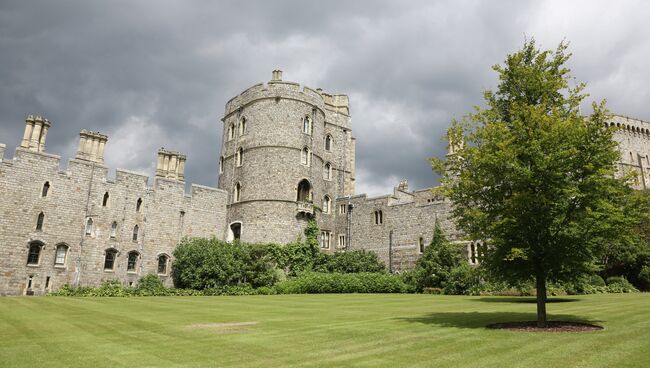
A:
433 40 645 326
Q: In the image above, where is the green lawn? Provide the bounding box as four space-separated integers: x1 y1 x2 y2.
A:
0 294 648 368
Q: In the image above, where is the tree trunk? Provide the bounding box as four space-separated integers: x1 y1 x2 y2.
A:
535 273 547 328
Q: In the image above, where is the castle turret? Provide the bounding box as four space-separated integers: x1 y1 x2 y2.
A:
20 115 51 153
155 148 186 181
75 130 108 164
218 70 354 243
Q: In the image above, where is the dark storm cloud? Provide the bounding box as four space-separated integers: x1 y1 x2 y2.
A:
1 0 649 196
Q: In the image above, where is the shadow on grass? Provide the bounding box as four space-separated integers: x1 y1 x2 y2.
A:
474 297 579 304
398 312 603 330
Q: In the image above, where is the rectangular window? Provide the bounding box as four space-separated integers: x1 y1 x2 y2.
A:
339 204 347 214
338 235 346 248
320 231 331 249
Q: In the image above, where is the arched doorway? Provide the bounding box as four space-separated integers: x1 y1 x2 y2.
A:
227 222 242 242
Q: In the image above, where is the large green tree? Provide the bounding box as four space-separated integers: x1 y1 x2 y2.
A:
433 40 643 327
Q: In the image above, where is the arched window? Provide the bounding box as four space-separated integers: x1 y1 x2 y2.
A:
219 156 224 173
36 212 44 231
228 123 235 141
239 117 247 135
110 221 117 238
419 237 425 254
41 182 50 197
157 254 169 274
323 195 331 214
233 182 241 203
102 192 109 207
302 116 312 135
630 152 634 163
132 225 139 241
323 162 332 180
301 147 310 166
236 147 243 167
297 179 312 202
85 218 93 236
374 210 383 225
54 244 68 266
104 249 117 270
27 242 42 265
229 222 242 241
136 198 142 212
325 135 332 151
127 251 139 272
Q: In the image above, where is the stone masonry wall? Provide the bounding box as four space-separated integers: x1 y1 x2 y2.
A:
0 144 227 296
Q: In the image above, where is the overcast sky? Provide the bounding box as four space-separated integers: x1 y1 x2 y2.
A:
1 0 649 196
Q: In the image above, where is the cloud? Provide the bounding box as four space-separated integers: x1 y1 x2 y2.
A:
1 0 649 196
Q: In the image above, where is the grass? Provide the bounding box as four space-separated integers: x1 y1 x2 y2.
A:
0 293 648 367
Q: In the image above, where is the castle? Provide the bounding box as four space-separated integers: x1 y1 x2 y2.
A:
1 71 648 296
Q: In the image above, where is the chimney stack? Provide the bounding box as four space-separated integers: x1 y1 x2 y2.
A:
75 130 108 164
271 69 283 81
20 114 51 153
155 148 186 181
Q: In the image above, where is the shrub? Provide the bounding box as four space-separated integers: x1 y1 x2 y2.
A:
135 274 165 295
275 272 410 294
317 250 386 274
407 224 465 292
443 264 480 295
606 276 626 285
638 266 650 291
172 238 250 289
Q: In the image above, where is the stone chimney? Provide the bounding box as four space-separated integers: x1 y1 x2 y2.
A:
156 148 186 181
271 69 283 81
75 130 108 164
20 114 51 153
397 179 409 192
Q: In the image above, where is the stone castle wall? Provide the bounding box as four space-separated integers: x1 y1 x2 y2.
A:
0 124 227 296
218 71 354 245
610 115 650 189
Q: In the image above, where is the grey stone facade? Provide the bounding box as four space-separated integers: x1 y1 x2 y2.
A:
2 72 647 294
0 117 227 295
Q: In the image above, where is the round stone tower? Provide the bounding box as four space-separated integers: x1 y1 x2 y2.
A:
218 70 355 244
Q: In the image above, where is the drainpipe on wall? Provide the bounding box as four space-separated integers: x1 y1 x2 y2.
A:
389 230 393 273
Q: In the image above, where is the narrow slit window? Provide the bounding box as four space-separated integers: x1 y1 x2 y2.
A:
102 192 109 207
36 212 44 231
132 225 139 241
85 218 93 236
41 182 50 197
136 198 142 212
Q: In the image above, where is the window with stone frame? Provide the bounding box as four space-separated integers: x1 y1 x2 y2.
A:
323 195 331 214
36 212 44 231
132 225 139 241
27 242 42 265
228 123 235 141
419 237 425 254
239 117 247 136
302 116 312 135
320 230 331 249
233 182 242 203
339 204 347 214
338 234 346 248
374 210 383 225
85 218 93 236
110 221 117 238
219 156 224 173
236 147 243 167
104 249 117 270
54 244 68 266
323 162 332 180
301 147 311 166
41 181 50 197
136 198 143 212
102 192 109 207
127 251 139 272
157 254 169 274
325 134 332 151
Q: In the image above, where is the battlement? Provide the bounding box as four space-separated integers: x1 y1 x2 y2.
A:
609 115 650 135
223 70 350 119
